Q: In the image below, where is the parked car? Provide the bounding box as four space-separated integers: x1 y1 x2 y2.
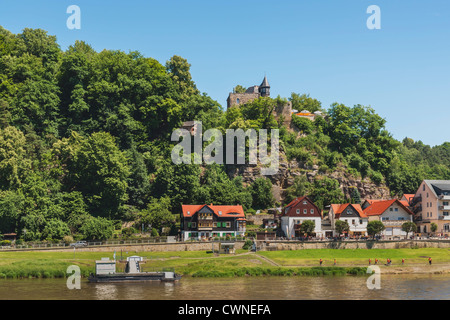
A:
70 241 88 247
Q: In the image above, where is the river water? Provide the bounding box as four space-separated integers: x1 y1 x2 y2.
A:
0 274 449 300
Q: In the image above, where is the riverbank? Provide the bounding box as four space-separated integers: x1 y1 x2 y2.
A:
0 248 449 279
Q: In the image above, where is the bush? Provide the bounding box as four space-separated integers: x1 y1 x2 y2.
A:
242 239 253 250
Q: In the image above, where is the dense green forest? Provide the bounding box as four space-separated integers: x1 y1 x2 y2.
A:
0 27 449 241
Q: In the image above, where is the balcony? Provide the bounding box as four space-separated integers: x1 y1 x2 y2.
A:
410 195 422 207
439 215 450 220
439 205 450 211
439 195 450 200
413 205 422 214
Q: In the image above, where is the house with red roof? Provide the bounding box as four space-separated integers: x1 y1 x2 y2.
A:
363 199 413 237
329 203 368 237
280 196 322 238
180 204 246 241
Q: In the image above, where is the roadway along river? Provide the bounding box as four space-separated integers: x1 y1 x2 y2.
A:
1 274 450 300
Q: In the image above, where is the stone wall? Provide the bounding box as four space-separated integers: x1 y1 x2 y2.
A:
262 240 450 250
246 214 274 226
12 239 450 253
227 93 260 109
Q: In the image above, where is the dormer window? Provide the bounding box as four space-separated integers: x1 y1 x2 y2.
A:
187 211 190 215
218 211 222 215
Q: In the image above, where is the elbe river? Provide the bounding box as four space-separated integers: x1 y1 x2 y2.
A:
0 274 449 300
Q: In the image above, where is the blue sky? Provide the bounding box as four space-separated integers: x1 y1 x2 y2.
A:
1 0 449 146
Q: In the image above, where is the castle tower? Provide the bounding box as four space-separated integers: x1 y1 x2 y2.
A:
258 76 270 97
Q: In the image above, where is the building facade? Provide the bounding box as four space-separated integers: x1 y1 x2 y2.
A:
411 180 450 235
329 203 368 236
180 204 246 241
280 196 322 238
363 199 413 237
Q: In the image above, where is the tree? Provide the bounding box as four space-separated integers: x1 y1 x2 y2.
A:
401 221 417 239
334 220 350 236
430 223 438 235
54 131 130 219
233 85 246 93
367 220 385 239
289 93 323 113
350 187 361 204
80 216 114 240
299 220 315 237
284 175 311 204
250 177 275 210
139 197 176 234
42 219 70 240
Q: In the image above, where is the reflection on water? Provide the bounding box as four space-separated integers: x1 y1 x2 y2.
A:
0 274 449 300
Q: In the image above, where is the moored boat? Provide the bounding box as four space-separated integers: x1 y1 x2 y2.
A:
88 256 181 283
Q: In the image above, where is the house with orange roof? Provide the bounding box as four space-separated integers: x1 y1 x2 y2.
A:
329 203 368 236
401 194 415 206
361 198 388 210
280 196 322 238
363 199 413 237
180 204 246 241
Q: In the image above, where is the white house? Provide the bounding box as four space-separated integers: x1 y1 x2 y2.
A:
329 203 368 236
363 199 413 237
280 196 322 238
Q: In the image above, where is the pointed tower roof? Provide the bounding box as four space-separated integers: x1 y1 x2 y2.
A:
260 75 270 88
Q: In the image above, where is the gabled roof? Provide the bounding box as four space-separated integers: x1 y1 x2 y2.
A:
423 180 450 198
181 204 245 218
283 196 320 216
363 199 413 216
330 203 367 218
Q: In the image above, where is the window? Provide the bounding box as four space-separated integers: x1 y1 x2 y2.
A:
346 209 351 214
394 208 399 212
296 209 300 214
423 185 425 191
427 203 429 208
192 222 196 228
444 202 449 206
352 219 355 225
187 222 191 228
443 212 449 216
236 98 240 104
303 209 307 214
213 222 217 228
398 217 405 220
359 219 363 224
226 222 231 228
187 211 190 215
389 208 393 211
310 209 314 214
303 201 307 205
218 211 222 215
382 217 390 221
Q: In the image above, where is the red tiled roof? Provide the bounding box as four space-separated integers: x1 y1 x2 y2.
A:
285 196 308 209
181 204 245 218
330 203 367 218
363 199 413 216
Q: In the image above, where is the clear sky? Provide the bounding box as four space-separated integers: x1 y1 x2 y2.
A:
1 0 449 146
